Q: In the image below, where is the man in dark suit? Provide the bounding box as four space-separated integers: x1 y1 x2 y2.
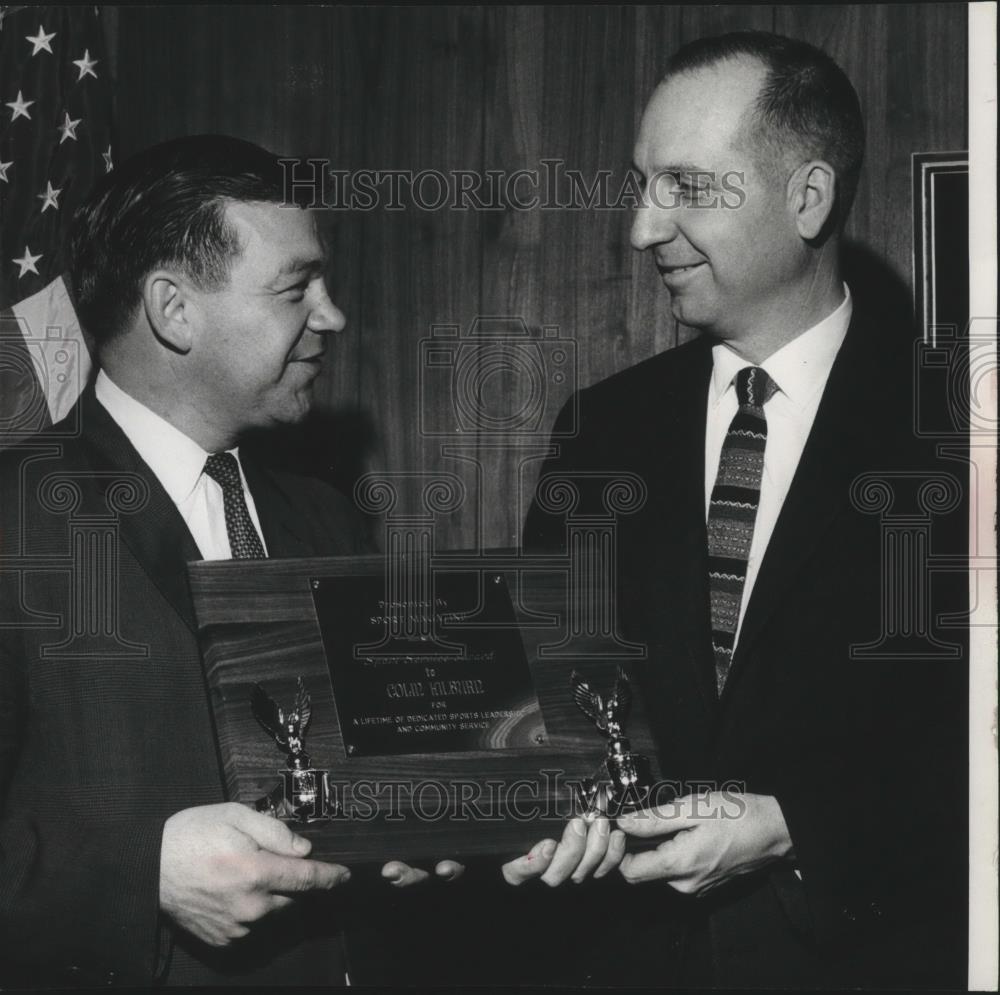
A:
506 32 968 988
0 135 454 986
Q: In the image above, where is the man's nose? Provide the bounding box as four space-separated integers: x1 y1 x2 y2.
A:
308 282 347 334
630 186 679 252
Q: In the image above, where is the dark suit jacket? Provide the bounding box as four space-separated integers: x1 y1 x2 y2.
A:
523 306 968 988
0 387 370 987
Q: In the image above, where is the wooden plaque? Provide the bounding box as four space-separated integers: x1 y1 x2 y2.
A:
188 551 661 865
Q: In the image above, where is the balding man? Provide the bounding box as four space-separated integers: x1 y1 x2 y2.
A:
509 32 967 989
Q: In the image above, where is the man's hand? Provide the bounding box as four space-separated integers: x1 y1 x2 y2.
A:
618 791 793 895
380 860 465 887
159 803 351 947
501 816 627 886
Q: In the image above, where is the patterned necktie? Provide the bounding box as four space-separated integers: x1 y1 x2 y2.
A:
707 366 779 694
202 452 266 559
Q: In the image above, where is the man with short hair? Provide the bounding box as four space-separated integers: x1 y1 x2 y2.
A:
509 31 967 988
0 135 453 987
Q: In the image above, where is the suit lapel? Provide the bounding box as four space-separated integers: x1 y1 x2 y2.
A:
637 339 718 715
76 391 322 632
240 458 316 558
723 313 880 694
77 389 202 633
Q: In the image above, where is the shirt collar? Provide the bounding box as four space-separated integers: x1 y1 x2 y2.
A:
94 369 239 504
709 284 853 408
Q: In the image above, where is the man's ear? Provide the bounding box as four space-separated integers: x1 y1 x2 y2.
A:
787 160 837 241
142 271 195 353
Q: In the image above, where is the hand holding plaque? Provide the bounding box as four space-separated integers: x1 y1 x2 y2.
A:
250 677 466 886
188 552 664 866
502 667 651 887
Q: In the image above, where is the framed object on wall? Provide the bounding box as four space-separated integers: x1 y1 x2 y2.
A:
912 151 969 345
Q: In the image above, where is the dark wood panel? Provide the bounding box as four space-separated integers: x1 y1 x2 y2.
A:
280 8 367 419
540 7 639 389
678 4 777 37
882 3 968 284
113 5 969 551
356 7 487 549
480 7 547 549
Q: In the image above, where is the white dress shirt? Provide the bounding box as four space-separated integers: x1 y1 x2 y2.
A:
704 286 852 650
95 370 268 560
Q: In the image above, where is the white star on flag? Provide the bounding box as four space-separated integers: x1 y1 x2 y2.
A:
102 144 113 172
6 90 34 121
57 110 82 143
37 181 62 212
25 25 56 55
12 247 43 279
72 48 99 80
0 160 12 183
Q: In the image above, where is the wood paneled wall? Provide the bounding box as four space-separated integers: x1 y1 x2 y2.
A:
113 5 968 549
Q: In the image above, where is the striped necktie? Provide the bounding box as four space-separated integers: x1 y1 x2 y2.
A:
707 366 779 694
203 452 266 559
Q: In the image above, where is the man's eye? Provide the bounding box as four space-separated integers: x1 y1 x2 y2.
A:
283 281 309 298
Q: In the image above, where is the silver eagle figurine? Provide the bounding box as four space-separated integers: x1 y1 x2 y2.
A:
571 666 651 816
251 677 313 770
251 678 332 823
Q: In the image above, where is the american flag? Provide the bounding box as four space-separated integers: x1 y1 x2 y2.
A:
1 5 112 448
